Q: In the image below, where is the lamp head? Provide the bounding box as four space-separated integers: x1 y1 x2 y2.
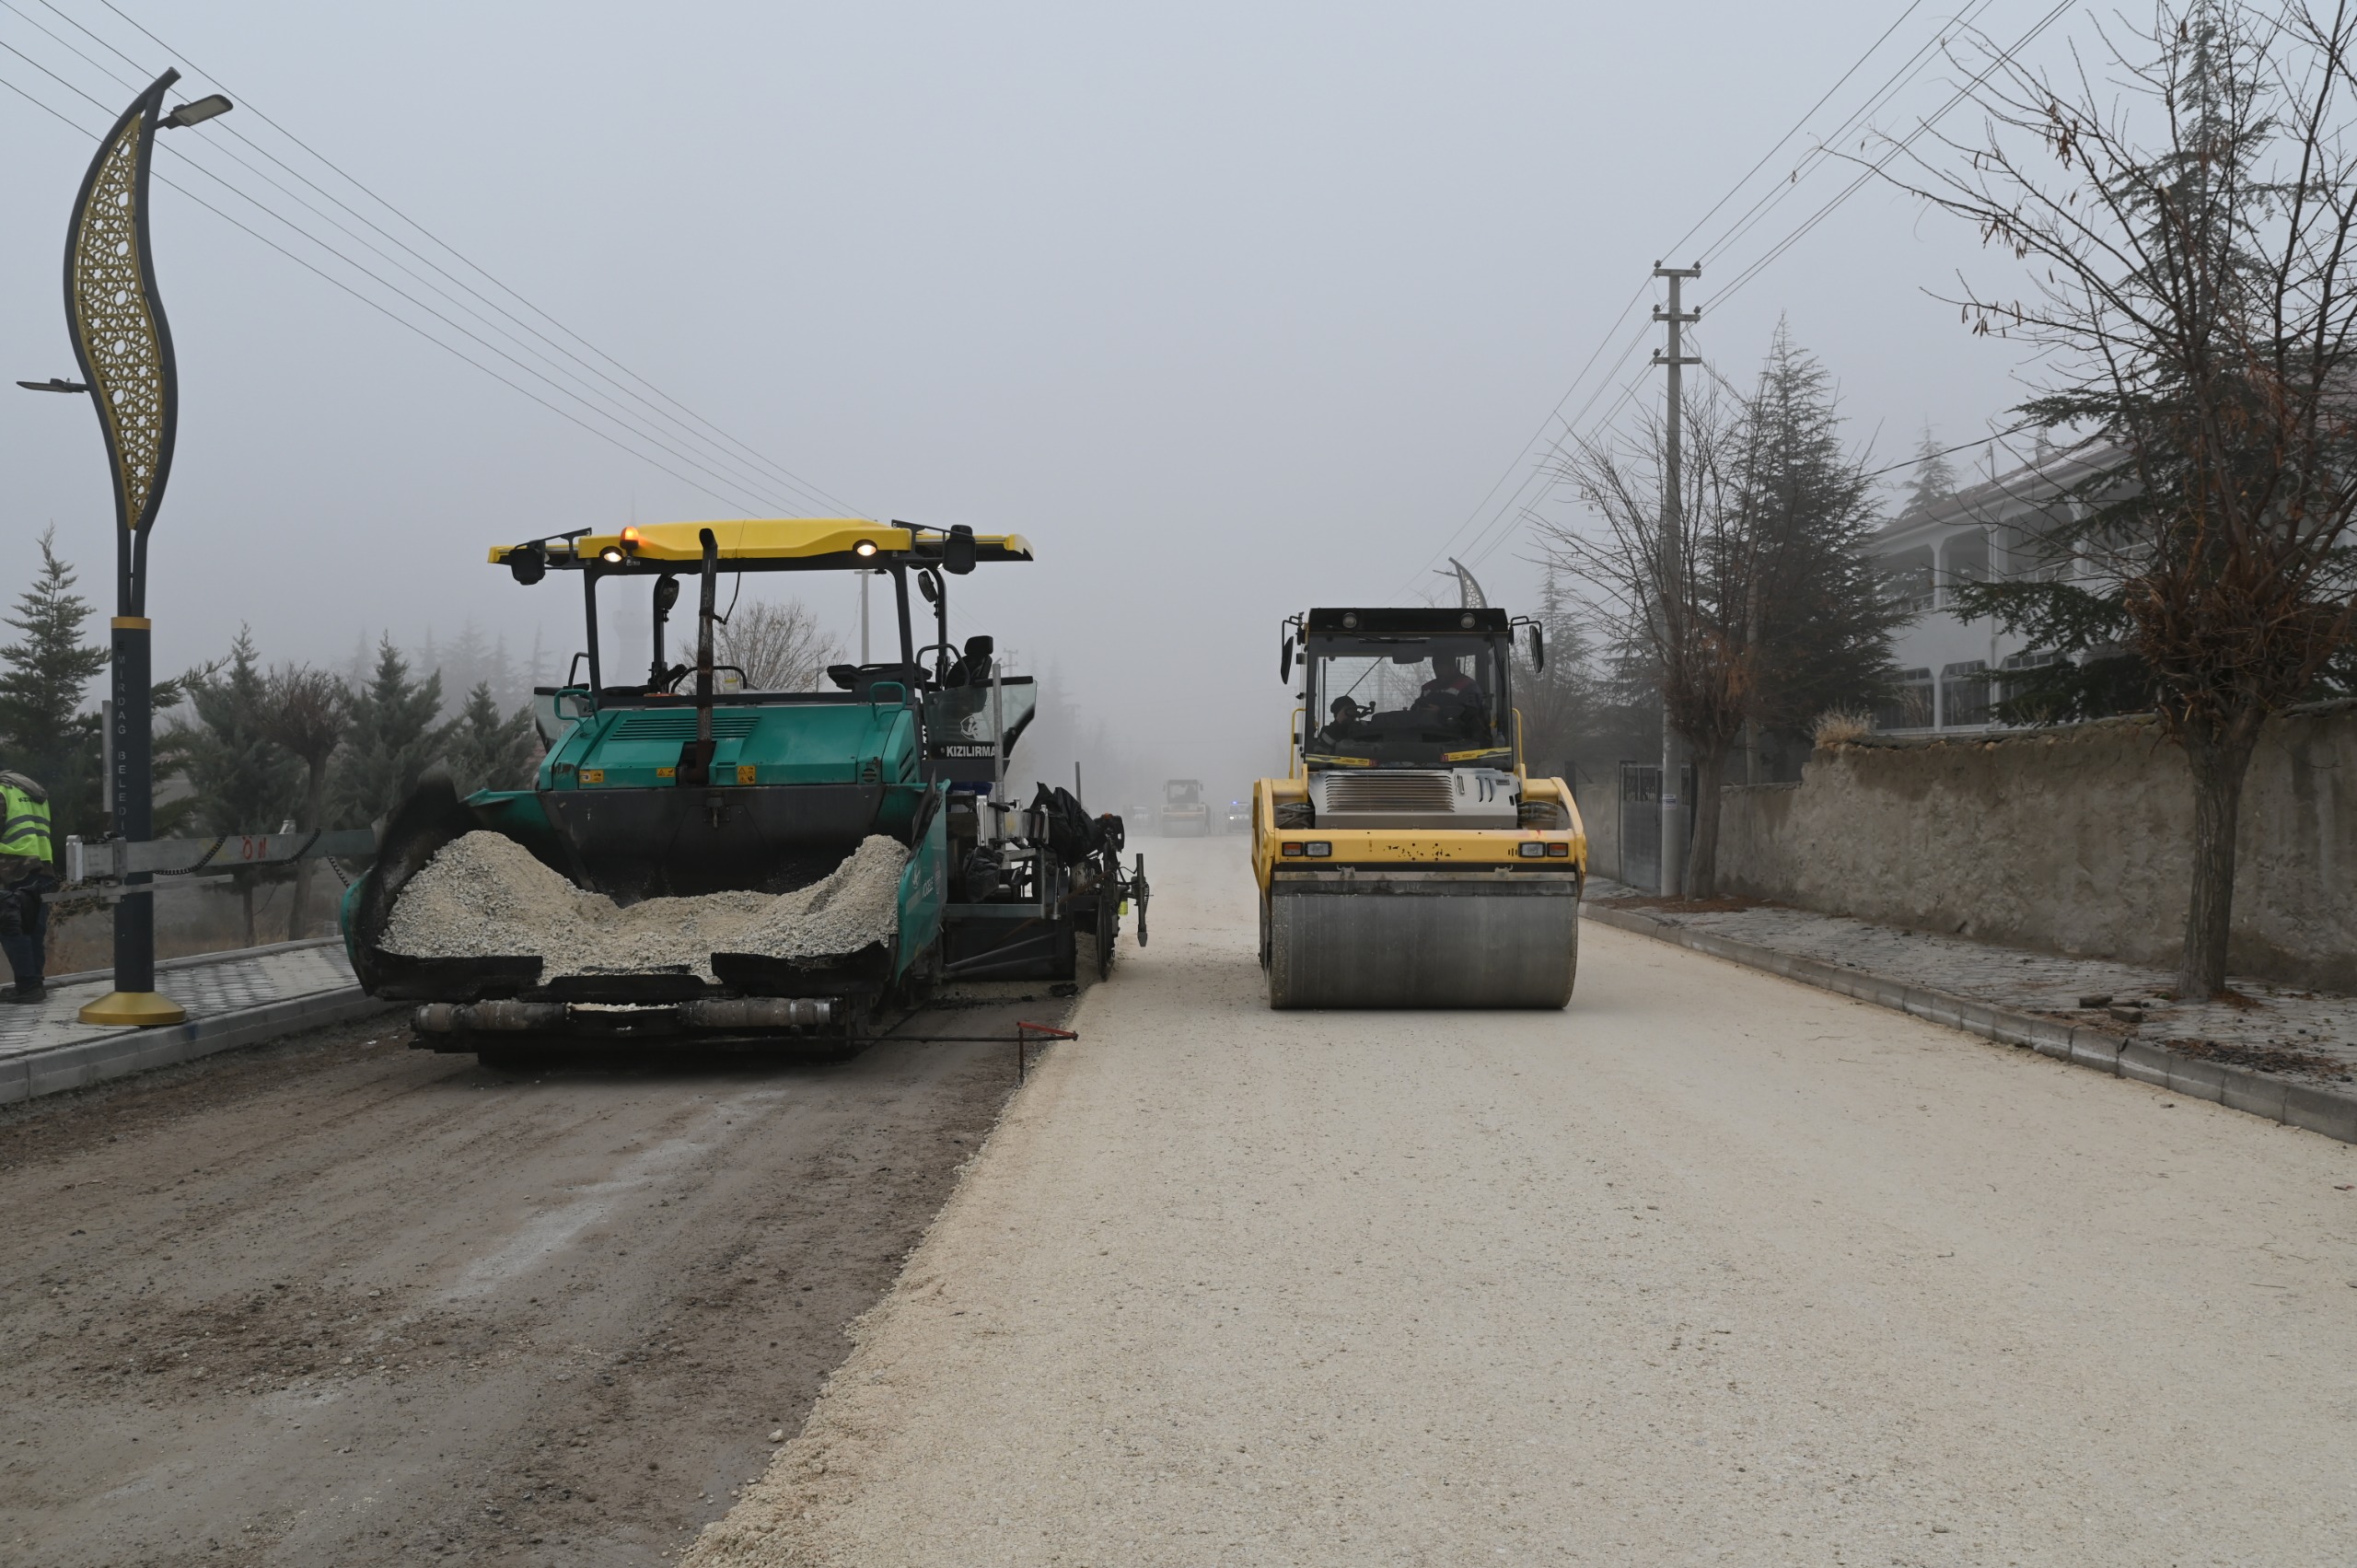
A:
160 95 233 129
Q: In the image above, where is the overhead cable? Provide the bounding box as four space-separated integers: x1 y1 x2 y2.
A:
4 0 863 517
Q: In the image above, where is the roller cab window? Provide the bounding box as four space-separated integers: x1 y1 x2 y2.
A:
1301 611 1512 769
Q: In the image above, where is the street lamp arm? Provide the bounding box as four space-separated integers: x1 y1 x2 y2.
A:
15 377 89 392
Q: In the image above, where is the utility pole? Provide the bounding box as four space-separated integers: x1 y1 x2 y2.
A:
1652 262 1700 898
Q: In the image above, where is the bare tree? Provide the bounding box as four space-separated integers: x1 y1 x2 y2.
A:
717 598 842 691
1541 336 1897 895
1541 383 1757 894
261 665 349 941
1892 0 2357 995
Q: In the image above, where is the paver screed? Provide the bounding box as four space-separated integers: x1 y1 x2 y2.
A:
683 837 2357 1568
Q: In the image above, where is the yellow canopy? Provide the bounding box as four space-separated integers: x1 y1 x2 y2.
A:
486 518 1033 568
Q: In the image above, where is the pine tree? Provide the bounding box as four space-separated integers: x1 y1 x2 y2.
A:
1910 0 2357 993
1545 326 1898 894
1899 424 1958 516
332 637 449 827
443 681 540 796
1738 331 1906 745
0 528 108 837
174 629 302 944
261 665 351 940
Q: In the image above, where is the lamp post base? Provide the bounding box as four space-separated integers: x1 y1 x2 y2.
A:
78 991 187 1027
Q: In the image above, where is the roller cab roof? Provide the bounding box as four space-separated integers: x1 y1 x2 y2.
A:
1304 607 1510 638
490 518 1034 575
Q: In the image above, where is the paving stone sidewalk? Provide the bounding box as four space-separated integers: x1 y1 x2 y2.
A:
0 938 384 1102
1587 880 2357 1090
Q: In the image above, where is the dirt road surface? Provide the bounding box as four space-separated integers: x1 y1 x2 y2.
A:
0 987 1066 1566
687 836 2357 1567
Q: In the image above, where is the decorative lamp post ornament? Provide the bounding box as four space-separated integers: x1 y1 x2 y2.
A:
44 67 230 1027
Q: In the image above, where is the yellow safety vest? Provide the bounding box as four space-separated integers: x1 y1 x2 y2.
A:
0 774 53 865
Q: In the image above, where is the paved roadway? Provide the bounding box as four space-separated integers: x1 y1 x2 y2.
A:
688 835 2357 1568
0 985 1064 1567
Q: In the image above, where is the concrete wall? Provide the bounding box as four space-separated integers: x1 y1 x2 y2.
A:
1550 761 1623 885
1713 703 2357 991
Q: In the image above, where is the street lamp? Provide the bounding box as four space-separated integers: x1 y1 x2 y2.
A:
15 68 230 1027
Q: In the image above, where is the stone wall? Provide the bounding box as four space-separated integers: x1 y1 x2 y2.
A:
1713 703 2357 991
1551 761 1622 886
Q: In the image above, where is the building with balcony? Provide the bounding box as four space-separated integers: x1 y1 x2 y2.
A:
1869 439 2114 731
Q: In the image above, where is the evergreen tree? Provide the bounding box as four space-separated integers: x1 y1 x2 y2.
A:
443 681 540 796
174 629 302 944
1546 327 1898 894
261 665 351 940
1899 424 1959 516
1736 331 1906 747
1910 0 2357 993
332 637 449 827
0 528 107 838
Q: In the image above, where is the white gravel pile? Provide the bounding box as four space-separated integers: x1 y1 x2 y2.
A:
378 830 907 978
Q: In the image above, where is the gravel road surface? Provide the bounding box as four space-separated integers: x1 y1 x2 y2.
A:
687 836 2357 1567
0 987 1064 1566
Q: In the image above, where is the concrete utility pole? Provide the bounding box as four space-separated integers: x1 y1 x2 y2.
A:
1652 262 1701 898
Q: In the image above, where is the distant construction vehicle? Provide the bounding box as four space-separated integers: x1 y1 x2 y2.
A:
1250 606 1585 1008
1161 779 1209 837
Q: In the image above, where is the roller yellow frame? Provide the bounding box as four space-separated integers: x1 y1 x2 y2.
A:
1249 605 1588 1009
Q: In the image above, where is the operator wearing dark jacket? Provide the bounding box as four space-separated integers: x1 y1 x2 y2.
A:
0 771 57 1002
1411 656 1484 736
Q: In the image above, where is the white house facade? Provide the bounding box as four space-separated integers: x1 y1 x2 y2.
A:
1868 440 2114 732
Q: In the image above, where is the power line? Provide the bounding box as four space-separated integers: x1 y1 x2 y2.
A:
1858 418 2041 481
0 60 786 517
1691 0 1997 273
1396 2 1998 600
1661 0 1940 262
85 0 863 516
5 0 865 517
1423 0 2076 590
1709 0 2074 308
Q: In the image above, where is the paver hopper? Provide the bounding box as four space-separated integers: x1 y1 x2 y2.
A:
341 518 1145 1063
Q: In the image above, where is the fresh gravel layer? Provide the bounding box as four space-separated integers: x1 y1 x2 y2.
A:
379 831 907 979
684 838 2357 1568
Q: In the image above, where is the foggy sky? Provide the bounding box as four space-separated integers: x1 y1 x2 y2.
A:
1 0 2063 801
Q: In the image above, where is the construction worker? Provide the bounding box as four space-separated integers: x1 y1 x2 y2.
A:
0 771 57 1002
1412 655 1483 734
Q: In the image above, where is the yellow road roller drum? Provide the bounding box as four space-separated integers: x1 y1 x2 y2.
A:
1251 606 1585 1009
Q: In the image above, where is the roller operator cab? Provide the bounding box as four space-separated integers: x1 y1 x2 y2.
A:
340 517 1145 1064
1162 779 1209 837
1251 606 1587 1009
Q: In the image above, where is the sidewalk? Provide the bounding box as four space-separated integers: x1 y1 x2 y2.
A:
0 937 390 1104
1583 880 2357 1140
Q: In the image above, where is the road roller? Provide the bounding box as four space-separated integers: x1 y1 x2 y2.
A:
1250 605 1586 1008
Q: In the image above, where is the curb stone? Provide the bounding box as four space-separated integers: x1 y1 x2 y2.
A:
1581 900 2357 1145
0 986 395 1106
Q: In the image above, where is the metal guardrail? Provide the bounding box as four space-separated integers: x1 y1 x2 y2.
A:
65 827 378 881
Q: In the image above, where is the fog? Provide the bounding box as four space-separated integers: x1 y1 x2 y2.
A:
0 0 2059 807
